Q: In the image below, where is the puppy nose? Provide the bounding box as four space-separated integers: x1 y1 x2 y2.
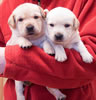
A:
55 33 63 40
26 25 34 32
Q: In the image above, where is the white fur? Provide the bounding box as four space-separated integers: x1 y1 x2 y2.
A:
7 3 46 100
44 7 93 63
46 87 66 100
43 7 94 100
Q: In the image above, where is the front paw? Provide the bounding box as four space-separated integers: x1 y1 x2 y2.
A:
55 52 67 62
18 40 32 49
82 52 93 63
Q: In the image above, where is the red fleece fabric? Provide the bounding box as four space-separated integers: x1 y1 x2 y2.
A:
0 0 96 100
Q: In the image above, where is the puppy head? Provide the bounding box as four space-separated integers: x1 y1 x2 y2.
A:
8 3 45 39
45 7 79 44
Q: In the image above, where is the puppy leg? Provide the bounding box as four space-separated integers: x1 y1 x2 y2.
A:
43 40 55 55
54 45 67 62
73 40 93 63
15 81 25 100
17 37 32 49
46 87 66 100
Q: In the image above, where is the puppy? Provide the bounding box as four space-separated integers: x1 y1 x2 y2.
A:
7 3 46 100
43 7 93 100
44 7 93 63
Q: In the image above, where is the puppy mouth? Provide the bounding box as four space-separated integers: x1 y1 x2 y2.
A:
26 29 36 36
54 33 64 43
54 37 64 44
54 40 64 44
26 31 40 38
27 31 35 35
26 25 35 35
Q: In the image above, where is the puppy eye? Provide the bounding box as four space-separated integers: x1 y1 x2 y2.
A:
34 16 39 19
49 24 54 27
18 18 23 22
64 24 70 28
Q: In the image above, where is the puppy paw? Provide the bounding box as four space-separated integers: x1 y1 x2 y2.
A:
18 39 32 49
81 52 93 63
55 52 67 62
47 87 66 100
57 96 66 100
53 90 66 100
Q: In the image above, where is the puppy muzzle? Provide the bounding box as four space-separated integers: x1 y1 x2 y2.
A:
54 33 63 42
26 24 35 35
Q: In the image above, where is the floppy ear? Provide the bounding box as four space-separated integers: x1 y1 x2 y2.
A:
39 7 46 19
8 14 16 28
73 17 80 30
44 9 49 16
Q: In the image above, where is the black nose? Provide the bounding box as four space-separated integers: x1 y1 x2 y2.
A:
26 25 34 33
55 33 63 41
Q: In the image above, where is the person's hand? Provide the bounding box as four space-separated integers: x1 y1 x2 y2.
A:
0 47 5 74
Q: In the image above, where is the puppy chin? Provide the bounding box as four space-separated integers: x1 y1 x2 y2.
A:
24 33 36 38
53 40 64 45
26 32 43 40
51 38 64 45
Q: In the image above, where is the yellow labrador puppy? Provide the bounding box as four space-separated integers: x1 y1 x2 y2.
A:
43 7 93 100
44 7 93 63
7 3 46 100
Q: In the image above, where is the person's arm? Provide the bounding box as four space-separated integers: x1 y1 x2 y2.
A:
4 40 96 89
3 11 96 89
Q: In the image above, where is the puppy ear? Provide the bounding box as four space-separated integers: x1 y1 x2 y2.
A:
8 14 16 28
73 17 80 30
39 7 46 19
44 9 49 16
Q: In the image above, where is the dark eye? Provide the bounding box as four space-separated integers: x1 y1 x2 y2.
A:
64 24 70 28
49 24 54 27
18 18 23 22
34 16 39 19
